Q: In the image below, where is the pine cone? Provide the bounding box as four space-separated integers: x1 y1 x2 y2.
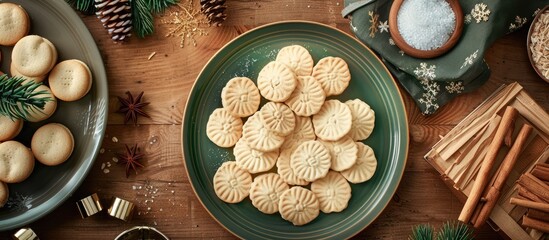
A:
200 0 227 27
95 0 132 42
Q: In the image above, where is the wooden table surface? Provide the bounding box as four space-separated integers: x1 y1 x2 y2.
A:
2 1 549 239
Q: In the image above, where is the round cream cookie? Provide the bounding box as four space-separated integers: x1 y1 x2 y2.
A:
249 173 289 214
319 136 358 172
0 141 34 183
278 186 320 226
259 102 295 136
284 76 326 117
233 138 278 174
276 149 309 186
0 3 30 46
276 45 314 77
257 61 297 102
311 171 351 213
0 181 8 207
340 142 377 184
345 99 375 141
0 115 23 142
31 123 75 166
279 116 315 153
312 57 351 96
48 59 92 102
312 100 352 141
242 112 285 152
290 140 331 182
206 108 243 148
26 85 57 122
213 161 252 203
10 62 46 83
221 77 260 117
12 35 57 77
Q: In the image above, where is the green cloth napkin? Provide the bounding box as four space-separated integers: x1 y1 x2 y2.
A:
343 0 546 115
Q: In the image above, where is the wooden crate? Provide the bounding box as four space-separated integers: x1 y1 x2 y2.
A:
425 82 549 240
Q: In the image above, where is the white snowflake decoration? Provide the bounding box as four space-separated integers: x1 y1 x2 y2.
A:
414 63 437 81
445 81 464 94
460 50 479 69
389 38 395 45
464 14 472 24
509 16 528 32
414 63 440 114
378 20 389 33
471 3 491 23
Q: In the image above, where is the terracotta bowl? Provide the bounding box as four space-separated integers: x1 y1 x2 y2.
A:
527 5 549 83
388 0 464 59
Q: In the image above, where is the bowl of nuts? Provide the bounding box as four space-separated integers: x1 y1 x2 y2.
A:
527 5 549 83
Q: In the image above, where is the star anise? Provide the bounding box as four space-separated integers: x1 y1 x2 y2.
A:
117 91 150 125
117 144 145 178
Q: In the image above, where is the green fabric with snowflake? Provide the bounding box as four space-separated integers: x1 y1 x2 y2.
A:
343 0 546 115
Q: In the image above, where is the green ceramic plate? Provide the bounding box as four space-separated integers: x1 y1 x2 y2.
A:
0 0 108 230
182 21 408 239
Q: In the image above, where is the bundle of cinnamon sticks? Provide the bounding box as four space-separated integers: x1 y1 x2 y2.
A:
458 106 534 228
510 163 549 233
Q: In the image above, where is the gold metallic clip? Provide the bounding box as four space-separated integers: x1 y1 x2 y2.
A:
76 193 103 218
108 197 135 221
13 228 39 240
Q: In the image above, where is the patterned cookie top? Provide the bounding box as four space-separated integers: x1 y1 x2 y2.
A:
290 140 331 182
278 186 320 226
206 108 243 148
213 161 252 203
311 171 352 213
276 149 309 186
312 100 352 141
345 99 375 141
312 57 351 96
340 142 377 184
222 77 261 117
259 102 296 136
234 138 278 174
276 45 314 77
242 112 285 152
249 173 289 214
285 76 326 117
319 136 357 172
257 61 297 102
280 116 315 153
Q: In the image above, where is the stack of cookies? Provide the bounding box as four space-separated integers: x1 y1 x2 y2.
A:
207 45 377 226
0 3 92 208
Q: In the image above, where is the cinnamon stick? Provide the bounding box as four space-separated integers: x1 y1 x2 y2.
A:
459 106 518 223
532 164 549 182
473 124 533 228
510 197 549 213
528 209 549 222
522 215 549 233
518 186 548 203
517 173 549 202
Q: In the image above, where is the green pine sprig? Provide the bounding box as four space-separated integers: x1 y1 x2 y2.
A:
436 221 474 240
65 0 96 15
409 221 474 240
409 224 434 240
149 0 179 13
66 0 180 38
132 0 155 38
0 75 52 121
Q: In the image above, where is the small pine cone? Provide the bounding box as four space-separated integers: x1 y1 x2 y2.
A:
95 0 132 42
200 0 227 27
